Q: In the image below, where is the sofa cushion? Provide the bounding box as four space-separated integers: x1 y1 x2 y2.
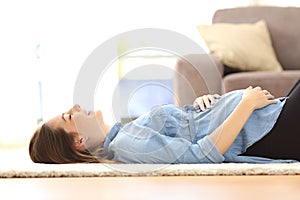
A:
197 20 282 72
222 71 300 97
213 6 300 70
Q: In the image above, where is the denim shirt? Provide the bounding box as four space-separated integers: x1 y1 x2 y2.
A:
103 90 297 164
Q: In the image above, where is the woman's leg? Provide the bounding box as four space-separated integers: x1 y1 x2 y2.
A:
243 79 300 161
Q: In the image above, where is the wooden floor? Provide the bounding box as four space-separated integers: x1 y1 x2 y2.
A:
1 148 300 200
1 176 300 200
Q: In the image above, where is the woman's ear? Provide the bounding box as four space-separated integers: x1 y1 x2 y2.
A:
74 140 85 150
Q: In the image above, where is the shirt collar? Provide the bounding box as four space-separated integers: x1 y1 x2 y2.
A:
103 123 123 149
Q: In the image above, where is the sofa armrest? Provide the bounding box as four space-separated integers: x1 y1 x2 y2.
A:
174 54 224 106
223 71 300 98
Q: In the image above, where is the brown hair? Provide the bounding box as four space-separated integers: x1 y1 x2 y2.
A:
29 123 112 164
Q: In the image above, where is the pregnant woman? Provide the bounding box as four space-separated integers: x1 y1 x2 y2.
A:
29 80 300 164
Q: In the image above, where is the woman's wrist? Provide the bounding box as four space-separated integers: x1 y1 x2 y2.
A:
240 98 257 112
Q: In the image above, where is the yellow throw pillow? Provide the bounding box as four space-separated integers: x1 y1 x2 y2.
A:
197 20 282 71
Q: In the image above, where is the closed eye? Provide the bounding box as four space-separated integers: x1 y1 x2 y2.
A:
62 113 72 121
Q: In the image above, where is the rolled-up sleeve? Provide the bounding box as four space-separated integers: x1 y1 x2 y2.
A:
176 135 225 164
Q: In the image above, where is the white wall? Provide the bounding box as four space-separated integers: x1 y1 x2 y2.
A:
0 0 256 147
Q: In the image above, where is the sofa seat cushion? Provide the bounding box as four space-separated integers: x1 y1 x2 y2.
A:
223 71 300 97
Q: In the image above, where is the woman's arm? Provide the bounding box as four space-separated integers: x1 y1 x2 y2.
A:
111 122 225 164
209 86 277 154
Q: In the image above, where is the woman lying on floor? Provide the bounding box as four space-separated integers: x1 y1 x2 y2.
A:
29 79 300 164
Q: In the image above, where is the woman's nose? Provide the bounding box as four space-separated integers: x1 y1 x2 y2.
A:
73 104 81 112
66 104 81 115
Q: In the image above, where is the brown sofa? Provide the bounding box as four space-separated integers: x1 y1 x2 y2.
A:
174 6 300 106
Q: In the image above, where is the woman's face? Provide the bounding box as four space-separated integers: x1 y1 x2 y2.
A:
47 104 106 149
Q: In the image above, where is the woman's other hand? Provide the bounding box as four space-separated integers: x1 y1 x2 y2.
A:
193 94 221 111
242 86 277 110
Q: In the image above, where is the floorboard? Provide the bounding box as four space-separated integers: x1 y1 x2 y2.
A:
1 176 300 200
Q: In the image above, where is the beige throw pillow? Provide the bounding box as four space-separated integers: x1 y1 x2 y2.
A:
197 20 282 71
